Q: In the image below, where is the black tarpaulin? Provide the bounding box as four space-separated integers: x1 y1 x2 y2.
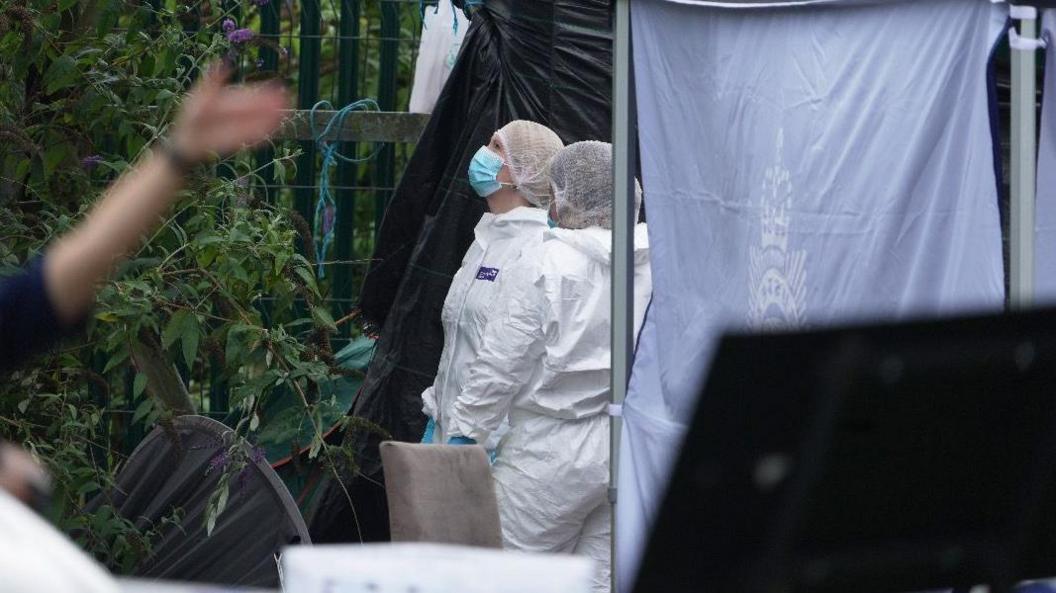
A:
87 416 310 586
309 0 613 543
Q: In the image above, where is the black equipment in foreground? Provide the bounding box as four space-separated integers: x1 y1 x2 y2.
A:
633 308 1056 593
87 416 310 587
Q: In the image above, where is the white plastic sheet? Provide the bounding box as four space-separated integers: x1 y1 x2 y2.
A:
280 544 593 593
408 1 468 114
1036 11 1056 300
618 0 1006 589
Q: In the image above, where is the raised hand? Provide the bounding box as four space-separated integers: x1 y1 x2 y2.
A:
167 63 290 163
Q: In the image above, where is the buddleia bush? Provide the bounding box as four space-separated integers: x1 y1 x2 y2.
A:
0 0 371 570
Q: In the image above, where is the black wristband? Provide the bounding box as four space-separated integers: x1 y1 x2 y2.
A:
155 138 198 175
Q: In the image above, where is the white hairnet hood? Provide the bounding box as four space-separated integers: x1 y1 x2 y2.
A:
550 141 643 229
496 120 564 208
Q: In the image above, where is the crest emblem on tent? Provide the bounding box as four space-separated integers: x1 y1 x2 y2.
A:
748 129 808 331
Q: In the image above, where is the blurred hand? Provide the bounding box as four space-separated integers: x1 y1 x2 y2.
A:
167 63 290 163
0 443 50 509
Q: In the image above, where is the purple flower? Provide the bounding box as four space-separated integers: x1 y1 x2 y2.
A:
250 446 267 465
322 204 336 235
80 154 103 170
237 465 251 493
207 450 229 474
226 27 255 44
221 18 236 33
250 0 270 6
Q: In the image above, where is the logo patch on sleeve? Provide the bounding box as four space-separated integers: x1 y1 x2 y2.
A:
476 267 499 282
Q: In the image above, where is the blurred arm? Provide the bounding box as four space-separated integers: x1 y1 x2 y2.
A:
44 153 184 325
43 65 288 326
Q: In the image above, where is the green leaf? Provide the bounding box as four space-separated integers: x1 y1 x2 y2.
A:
76 481 101 496
181 315 200 369
43 144 69 178
163 310 189 349
195 233 223 246
311 306 336 331
205 507 218 537
273 159 287 185
96 1 119 37
226 324 255 366
273 251 291 277
58 0 78 11
197 247 218 269
249 413 260 432
103 348 129 374
293 266 319 296
13 158 30 182
132 372 147 398
43 55 78 95
99 160 129 175
126 135 146 159
132 398 153 424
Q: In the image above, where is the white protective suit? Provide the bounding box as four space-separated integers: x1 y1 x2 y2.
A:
422 120 564 446
421 206 549 447
445 223 652 593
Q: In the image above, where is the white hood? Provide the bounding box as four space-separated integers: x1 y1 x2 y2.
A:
473 207 548 248
545 223 650 267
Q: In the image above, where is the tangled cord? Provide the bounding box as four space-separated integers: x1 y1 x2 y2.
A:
309 98 383 278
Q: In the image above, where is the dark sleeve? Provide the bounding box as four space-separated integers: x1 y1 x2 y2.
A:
0 258 73 373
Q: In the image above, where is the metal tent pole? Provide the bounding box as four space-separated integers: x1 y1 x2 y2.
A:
1010 5 1041 310
611 0 634 591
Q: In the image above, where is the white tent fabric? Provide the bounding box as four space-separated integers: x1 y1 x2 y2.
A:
1036 11 1056 301
618 0 1007 590
658 0 920 7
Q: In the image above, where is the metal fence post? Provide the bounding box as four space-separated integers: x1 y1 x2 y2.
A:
295 0 322 235
334 0 362 336
611 0 634 592
374 0 400 239
1010 6 1040 310
255 0 281 202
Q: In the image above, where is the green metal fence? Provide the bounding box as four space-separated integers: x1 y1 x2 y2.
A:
102 1 434 442
256 0 426 346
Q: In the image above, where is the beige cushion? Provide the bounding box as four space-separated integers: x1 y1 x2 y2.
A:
380 442 503 548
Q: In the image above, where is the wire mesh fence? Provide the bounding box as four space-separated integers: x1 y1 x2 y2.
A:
94 0 432 443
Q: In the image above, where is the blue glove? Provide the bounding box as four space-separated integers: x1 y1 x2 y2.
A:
448 436 477 445
421 417 436 444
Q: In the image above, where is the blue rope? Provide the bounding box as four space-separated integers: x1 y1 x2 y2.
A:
309 98 383 278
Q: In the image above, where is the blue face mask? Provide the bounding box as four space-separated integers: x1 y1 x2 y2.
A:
468 145 505 198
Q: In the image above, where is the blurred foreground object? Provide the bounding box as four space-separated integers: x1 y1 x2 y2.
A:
281 543 593 593
0 489 118 593
87 416 309 587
